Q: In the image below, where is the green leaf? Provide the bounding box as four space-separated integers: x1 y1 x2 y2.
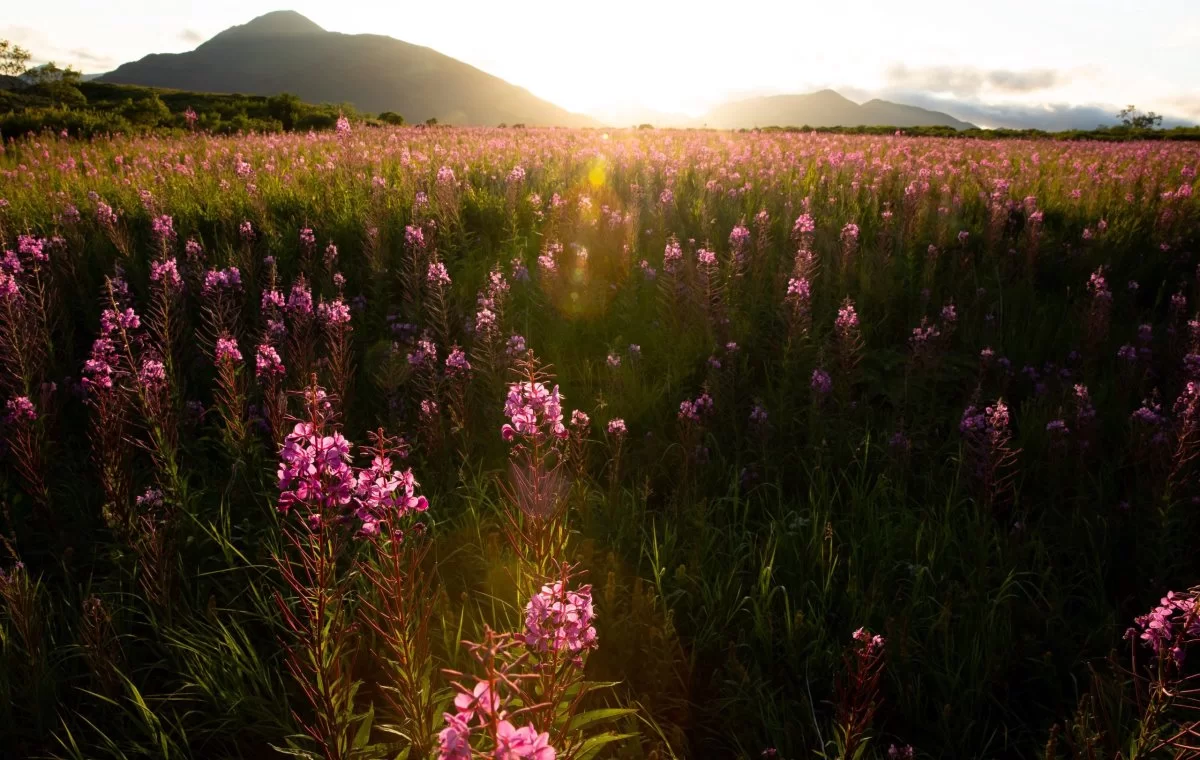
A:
565 707 637 732
352 704 375 750
573 731 637 760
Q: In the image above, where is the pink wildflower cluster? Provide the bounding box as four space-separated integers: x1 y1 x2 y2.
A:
202 266 243 297
287 280 314 318
678 391 714 423
138 358 166 390
5 396 36 423
445 346 472 376
505 334 527 358
501 382 566 442
278 422 354 516
255 344 285 381
428 261 452 288
149 258 181 291
524 580 597 663
960 400 1010 443
407 338 438 368
439 697 554 760
215 336 242 365
662 237 683 275
317 298 352 327
352 453 428 537
1125 590 1199 664
151 215 176 246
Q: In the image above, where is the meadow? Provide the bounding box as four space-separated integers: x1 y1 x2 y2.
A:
0 123 1199 759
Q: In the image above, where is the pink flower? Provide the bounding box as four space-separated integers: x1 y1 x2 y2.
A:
502 382 566 442
138 358 167 390
255 344 285 381
317 299 352 327
453 680 499 724
215 336 242 365
428 261 452 287
5 396 36 423
495 721 556 760
445 346 471 375
437 712 471 760
150 258 181 291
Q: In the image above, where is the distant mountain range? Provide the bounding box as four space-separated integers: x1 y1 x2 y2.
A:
101 11 597 127
699 91 975 130
100 10 976 130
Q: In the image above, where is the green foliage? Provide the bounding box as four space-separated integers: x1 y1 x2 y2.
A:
0 39 32 77
1117 105 1164 130
0 81 371 137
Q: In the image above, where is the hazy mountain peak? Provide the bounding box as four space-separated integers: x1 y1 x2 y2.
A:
101 11 597 127
208 10 326 43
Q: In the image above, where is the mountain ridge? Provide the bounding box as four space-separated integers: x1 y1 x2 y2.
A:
101 10 975 130
102 11 599 127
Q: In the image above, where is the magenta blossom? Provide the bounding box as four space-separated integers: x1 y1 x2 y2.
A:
215 336 242 365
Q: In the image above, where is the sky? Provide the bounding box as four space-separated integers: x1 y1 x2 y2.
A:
4 0 1200 128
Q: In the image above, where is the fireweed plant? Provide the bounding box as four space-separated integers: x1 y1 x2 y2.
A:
0 127 1198 759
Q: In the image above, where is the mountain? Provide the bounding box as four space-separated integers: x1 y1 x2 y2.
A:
697 90 975 130
100 10 597 127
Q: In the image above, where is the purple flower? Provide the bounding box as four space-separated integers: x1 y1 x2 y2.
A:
287 281 314 317
495 720 555 760
437 712 471 760
215 336 242 365
407 338 438 368
151 215 176 245
255 344 285 381
835 301 859 333
502 381 566 442
149 258 181 291
445 346 471 376
506 334 527 358
607 418 627 438
278 422 354 515
1125 590 1199 664
750 403 768 425
202 266 242 297
317 299 352 327
138 358 167 390
662 237 683 274
5 396 36 423
524 579 597 660
427 261 451 287
811 368 832 395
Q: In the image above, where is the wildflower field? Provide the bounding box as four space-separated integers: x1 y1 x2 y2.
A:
1 124 1199 759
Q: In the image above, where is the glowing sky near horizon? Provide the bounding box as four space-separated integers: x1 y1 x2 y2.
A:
4 0 1200 122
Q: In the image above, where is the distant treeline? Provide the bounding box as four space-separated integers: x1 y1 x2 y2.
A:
2 79 1197 141
740 123 1200 141
0 80 407 138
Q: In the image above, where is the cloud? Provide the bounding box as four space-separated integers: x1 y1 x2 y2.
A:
886 64 1061 98
880 91 1196 130
68 48 117 67
1163 93 1200 120
179 29 204 44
